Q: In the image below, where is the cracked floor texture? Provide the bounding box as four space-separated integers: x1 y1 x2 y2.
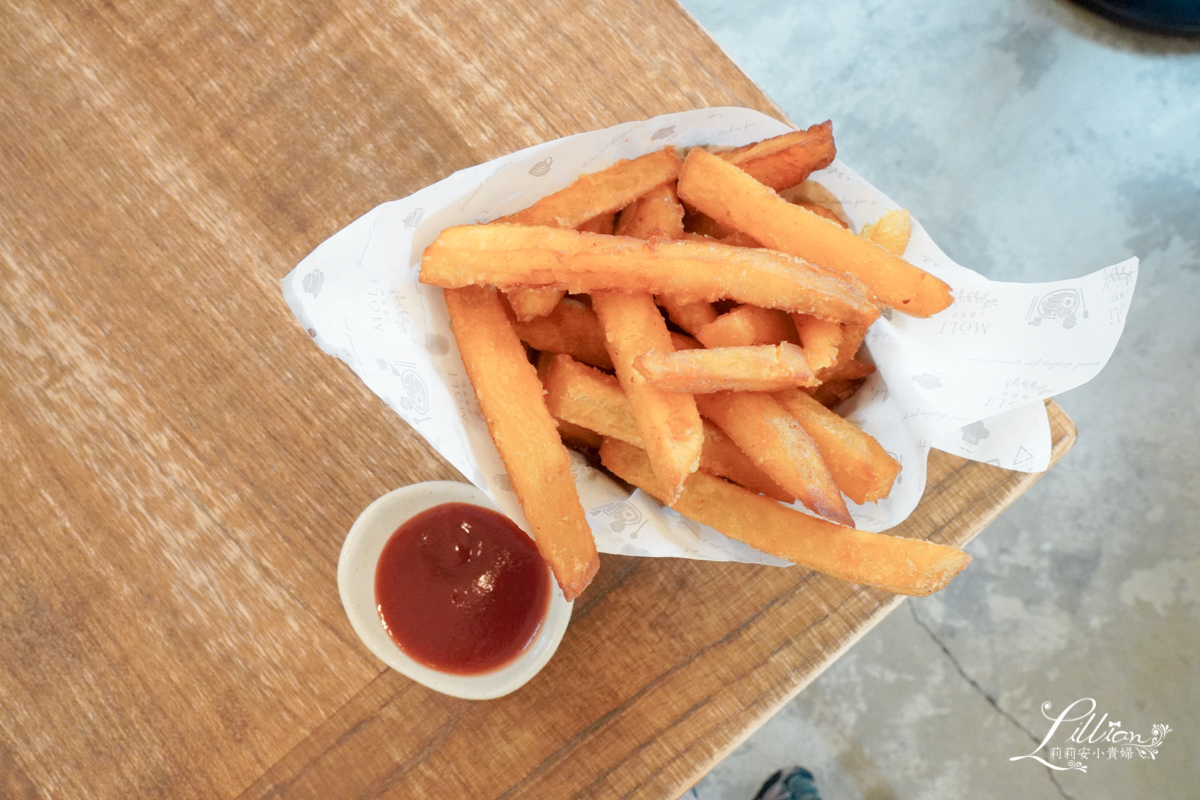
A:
678 1 1199 798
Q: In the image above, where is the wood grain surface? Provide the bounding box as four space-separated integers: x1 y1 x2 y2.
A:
0 1 1076 798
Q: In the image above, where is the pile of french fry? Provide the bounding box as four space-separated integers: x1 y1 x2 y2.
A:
419 121 972 601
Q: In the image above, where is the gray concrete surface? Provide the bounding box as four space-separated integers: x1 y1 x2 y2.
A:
677 1 1200 797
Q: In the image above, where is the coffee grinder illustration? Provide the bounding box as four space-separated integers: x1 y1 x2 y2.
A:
1026 288 1088 329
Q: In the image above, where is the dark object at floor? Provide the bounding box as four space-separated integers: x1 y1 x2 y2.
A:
752 767 821 800
1070 0 1200 34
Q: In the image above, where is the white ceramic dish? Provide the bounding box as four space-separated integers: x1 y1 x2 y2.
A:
338 480 573 700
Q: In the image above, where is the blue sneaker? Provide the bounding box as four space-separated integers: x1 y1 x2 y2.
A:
751 767 821 800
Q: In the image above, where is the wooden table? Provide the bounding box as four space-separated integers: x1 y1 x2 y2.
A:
0 1 1075 797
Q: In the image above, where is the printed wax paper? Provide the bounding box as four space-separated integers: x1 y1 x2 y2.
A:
283 107 1136 564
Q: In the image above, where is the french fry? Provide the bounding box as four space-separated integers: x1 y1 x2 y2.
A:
512 296 614 370
501 151 677 318
507 217 613 320
695 391 853 526
508 214 616 320
614 183 685 240
542 354 792 501
657 295 719 336
536 352 604 450
577 213 617 235
683 211 736 239
719 121 837 191
495 148 683 228
833 323 868 369
558 424 603 451
420 224 881 326
634 343 816 393
719 230 762 248
444 285 599 600
542 354 642 446
792 314 843 372
669 331 704 352
592 291 703 502
677 147 953 317
774 388 901 504
809 379 864 408
509 286 568 321
510 216 615 320
795 202 848 229
861 208 911 256
600 438 971 596
699 422 795 503
817 358 876 383
696 304 799 348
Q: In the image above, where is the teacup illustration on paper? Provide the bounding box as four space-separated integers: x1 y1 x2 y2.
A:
1026 288 1088 329
961 420 990 446
592 501 643 533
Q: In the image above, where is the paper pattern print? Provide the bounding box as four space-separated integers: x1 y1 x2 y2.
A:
282 107 1135 563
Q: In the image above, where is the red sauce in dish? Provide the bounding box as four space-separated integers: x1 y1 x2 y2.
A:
375 502 550 675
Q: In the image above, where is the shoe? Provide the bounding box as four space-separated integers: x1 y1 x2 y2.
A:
751 767 821 800
1070 0 1200 35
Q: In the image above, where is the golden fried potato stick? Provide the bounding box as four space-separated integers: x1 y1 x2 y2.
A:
792 314 843 372
577 212 617 235
669 331 704 352
774 388 900 504
657 295 719 336
507 215 613 321
512 296 614 370
719 121 837 192
503 152 672 319
832 323 869 369
592 291 703 502
719 230 763 248
543 354 642 446
677 148 952 317
860 208 912 256
695 391 853 526
535 352 604 451
810 379 864 408
683 211 736 239
496 148 683 228
542 354 792 502
444 285 599 600
795 202 848 229
420 224 880 326
599 438 970 596
634 343 816 393
699 422 795 503
614 183 685 240
817 358 876 384
696 304 799 349
509 286 568 321
681 223 762 248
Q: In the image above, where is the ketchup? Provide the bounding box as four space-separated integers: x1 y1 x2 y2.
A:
375 503 550 675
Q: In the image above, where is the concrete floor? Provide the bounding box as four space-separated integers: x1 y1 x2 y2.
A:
677 1 1200 798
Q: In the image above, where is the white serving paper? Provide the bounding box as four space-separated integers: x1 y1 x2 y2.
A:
282 107 1137 564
